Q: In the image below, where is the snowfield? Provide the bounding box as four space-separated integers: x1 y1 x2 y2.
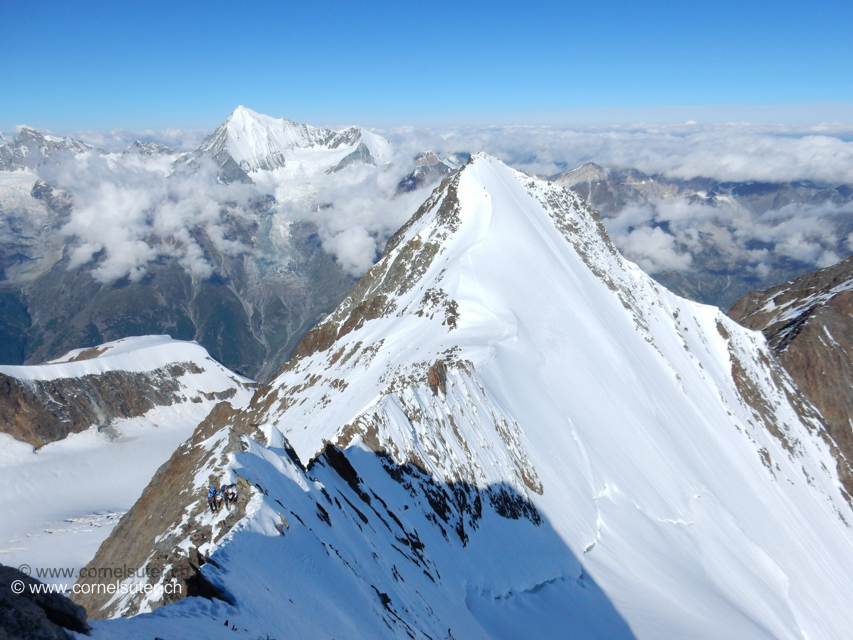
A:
0 337 254 586
58 156 853 638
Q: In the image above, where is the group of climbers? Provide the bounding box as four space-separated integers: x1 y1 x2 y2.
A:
207 483 238 512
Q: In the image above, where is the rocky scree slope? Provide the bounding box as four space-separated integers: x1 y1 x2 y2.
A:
729 254 853 494
75 155 853 639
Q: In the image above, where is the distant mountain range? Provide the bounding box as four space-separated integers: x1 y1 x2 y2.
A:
2 109 852 383
0 126 94 171
556 162 853 309
0 108 410 380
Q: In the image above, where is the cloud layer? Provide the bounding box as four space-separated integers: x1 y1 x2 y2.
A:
380 122 853 185
37 154 258 282
603 198 853 279
14 121 853 291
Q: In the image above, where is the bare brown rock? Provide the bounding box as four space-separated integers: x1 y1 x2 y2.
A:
71 402 261 619
729 256 853 498
0 365 201 448
427 360 447 396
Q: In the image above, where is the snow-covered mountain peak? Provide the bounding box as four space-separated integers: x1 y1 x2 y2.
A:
555 161 609 187
79 154 853 638
250 152 722 468
0 126 93 171
190 106 391 180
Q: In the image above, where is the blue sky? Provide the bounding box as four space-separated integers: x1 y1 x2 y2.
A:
2 0 852 131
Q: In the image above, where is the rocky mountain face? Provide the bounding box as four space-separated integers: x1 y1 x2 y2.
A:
557 162 853 310
0 127 92 171
74 156 853 639
121 140 181 157
0 336 255 448
2 212 354 380
397 151 456 192
729 255 853 492
71 402 255 618
0 563 90 640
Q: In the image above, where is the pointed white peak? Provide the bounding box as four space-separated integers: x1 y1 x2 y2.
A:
555 161 609 187
239 152 853 637
200 105 391 175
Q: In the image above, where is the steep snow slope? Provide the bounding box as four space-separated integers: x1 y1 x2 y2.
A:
83 156 853 639
0 336 255 587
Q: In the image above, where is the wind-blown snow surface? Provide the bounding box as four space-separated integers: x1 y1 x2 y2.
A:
0 337 254 586
90 157 853 638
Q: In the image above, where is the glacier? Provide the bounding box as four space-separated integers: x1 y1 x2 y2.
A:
0 336 255 587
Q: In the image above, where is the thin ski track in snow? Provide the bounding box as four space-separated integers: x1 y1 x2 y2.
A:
84 156 853 639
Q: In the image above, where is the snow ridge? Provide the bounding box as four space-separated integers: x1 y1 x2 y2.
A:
85 155 853 639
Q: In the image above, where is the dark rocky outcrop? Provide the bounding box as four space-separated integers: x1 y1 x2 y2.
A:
332 141 374 172
0 563 90 639
426 360 447 396
0 363 205 448
729 255 853 498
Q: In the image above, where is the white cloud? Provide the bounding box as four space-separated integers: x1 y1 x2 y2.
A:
617 226 693 274
37 152 257 283
25 119 853 286
258 156 436 278
378 122 853 185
